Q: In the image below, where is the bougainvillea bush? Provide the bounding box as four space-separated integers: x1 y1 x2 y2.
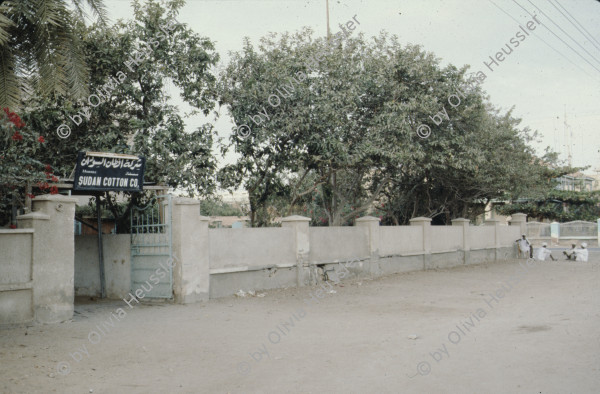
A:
0 108 58 226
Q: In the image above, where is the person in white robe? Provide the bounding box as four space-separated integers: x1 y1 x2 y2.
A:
574 242 589 262
534 242 554 261
515 234 531 258
563 243 577 260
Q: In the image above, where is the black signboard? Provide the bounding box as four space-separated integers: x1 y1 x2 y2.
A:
73 152 145 192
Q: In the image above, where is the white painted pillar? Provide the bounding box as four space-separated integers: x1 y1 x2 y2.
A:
281 215 311 287
171 197 210 303
452 218 470 264
18 194 77 324
410 217 431 269
356 216 381 275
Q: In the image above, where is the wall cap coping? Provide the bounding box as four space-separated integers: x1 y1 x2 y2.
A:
210 262 297 274
484 219 501 225
17 212 51 221
0 281 33 291
451 218 470 223
355 216 380 222
281 215 311 222
409 217 431 223
173 197 200 205
431 249 460 254
510 213 527 220
31 194 78 203
0 228 35 234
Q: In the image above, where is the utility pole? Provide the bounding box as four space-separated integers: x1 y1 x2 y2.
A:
564 105 572 167
326 0 331 38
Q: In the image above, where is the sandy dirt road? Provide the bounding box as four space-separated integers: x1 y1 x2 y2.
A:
1 257 599 394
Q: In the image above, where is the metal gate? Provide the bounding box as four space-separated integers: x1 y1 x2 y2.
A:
130 194 173 298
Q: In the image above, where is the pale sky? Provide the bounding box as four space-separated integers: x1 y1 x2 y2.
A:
105 0 600 174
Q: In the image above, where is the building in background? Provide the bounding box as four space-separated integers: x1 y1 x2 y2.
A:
555 172 598 191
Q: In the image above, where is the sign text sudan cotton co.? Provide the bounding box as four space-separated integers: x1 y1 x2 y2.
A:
73 152 145 192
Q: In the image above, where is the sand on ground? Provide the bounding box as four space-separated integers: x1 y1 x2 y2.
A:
1 258 599 394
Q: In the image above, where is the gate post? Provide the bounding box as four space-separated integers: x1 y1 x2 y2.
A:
355 216 380 276
509 213 528 236
17 194 77 323
410 217 431 270
281 215 311 287
551 221 560 244
171 197 210 303
452 218 470 264
484 218 501 261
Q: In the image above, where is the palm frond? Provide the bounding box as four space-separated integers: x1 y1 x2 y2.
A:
58 18 89 99
0 45 21 108
1 0 104 104
0 10 15 47
35 0 65 27
71 0 109 25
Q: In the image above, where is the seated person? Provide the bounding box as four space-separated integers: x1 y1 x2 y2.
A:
574 242 589 262
534 242 555 261
563 243 577 260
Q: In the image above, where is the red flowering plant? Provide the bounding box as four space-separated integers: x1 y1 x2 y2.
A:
1 108 57 226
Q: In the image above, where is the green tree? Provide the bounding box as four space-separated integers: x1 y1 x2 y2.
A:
218 30 398 226
496 190 600 222
7 0 219 229
219 30 559 226
0 0 107 108
200 199 244 216
0 107 61 226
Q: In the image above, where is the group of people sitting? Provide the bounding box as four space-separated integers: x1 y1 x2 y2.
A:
562 242 589 262
515 234 589 262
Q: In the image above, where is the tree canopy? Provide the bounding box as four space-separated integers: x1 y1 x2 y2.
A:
218 30 565 226
1 0 220 228
496 190 600 222
1 1 575 228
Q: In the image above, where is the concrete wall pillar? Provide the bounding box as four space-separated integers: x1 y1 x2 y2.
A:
410 217 431 269
509 213 528 236
171 197 210 304
485 218 501 261
356 216 381 275
452 218 470 264
281 215 311 287
17 194 77 324
551 221 560 244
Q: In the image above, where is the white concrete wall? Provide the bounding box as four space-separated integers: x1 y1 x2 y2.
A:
499 225 520 246
207 217 521 298
379 226 422 255
0 230 34 325
209 227 295 270
431 226 463 252
309 227 369 262
469 225 495 249
74 234 131 299
6 190 528 323
71 201 525 303
0 231 33 284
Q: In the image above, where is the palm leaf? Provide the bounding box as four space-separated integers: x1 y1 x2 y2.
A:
0 10 14 47
58 18 89 99
71 0 108 25
0 45 21 108
0 0 106 105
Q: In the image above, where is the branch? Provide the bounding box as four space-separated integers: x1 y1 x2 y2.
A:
75 215 99 233
340 175 391 222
